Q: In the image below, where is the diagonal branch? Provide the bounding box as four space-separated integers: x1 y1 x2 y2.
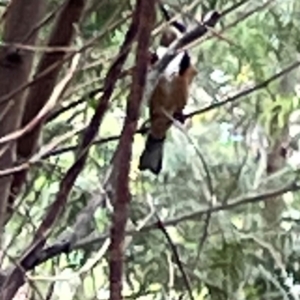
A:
23 172 300 272
142 10 220 105
0 6 139 300
185 60 300 119
37 59 300 161
156 214 195 300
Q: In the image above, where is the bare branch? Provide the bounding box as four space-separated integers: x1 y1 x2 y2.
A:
156 214 195 300
108 1 156 299
75 177 300 249
142 10 220 106
185 60 300 119
0 1 138 297
15 173 300 276
39 59 300 162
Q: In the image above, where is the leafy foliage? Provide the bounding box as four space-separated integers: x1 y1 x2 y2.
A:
2 0 300 299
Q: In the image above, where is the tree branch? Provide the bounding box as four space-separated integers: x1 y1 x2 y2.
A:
108 1 156 299
185 60 300 119
0 1 138 297
39 59 300 160
12 173 300 276
75 176 300 249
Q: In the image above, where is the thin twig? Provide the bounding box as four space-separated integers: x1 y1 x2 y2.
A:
156 213 195 300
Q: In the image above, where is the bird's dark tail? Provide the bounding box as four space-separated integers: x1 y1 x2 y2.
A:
138 134 165 175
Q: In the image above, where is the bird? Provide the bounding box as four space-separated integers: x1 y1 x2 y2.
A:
138 13 197 175
139 51 197 175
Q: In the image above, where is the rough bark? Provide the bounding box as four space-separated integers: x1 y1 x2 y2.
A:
261 48 300 227
263 129 289 225
0 0 45 244
262 71 296 227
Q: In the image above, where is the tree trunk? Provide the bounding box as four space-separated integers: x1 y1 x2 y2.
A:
0 0 45 245
6 0 85 223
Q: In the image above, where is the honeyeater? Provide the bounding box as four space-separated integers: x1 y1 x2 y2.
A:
138 5 197 175
139 46 197 175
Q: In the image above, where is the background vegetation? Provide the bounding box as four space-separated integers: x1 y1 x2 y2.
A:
0 0 300 299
